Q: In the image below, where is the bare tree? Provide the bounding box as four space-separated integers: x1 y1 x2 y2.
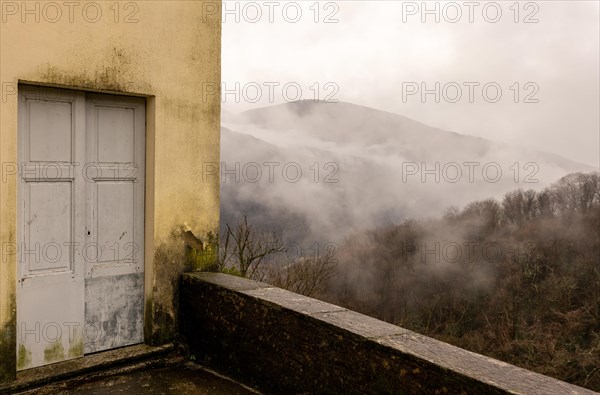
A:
220 215 286 278
551 172 600 215
218 216 339 297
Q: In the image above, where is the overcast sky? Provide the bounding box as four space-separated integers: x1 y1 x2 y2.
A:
222 1 600 167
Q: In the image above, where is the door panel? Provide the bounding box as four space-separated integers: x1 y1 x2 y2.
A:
96 106 135 163
28 100 72 162
17 87 86 370
96 182 135 263
25 182 72 272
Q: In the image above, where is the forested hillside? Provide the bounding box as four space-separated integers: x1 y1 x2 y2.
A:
319 172 600 390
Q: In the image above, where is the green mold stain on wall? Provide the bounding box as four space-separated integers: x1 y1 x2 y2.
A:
148 226 219 345
17 344 31 370
68 336 84 358
44 342 65 364
35 45 151 95
0 294 17 383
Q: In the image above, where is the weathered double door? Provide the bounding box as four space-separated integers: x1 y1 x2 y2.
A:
17 86 145 369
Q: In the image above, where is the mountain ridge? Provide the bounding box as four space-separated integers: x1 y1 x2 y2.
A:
228 100 593 170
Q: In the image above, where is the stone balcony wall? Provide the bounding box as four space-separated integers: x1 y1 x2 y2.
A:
180 272 595 395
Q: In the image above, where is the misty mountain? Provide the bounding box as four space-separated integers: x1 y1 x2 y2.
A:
221 101 594 246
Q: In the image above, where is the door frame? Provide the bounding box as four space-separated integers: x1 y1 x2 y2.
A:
15 82 154 367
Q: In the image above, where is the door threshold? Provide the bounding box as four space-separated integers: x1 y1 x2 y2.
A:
1 343 174 394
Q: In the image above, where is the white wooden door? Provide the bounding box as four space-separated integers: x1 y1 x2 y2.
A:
17 86 87 370
17 87 145 369
84 94 145 354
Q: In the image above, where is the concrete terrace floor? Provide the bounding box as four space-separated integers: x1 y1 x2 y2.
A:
33 363 259 395
5 345 260 395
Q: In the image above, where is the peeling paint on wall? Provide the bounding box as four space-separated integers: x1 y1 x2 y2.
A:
146 226 219 345
146 230 189 345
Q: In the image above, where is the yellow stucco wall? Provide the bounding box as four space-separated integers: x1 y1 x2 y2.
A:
0 0 221 379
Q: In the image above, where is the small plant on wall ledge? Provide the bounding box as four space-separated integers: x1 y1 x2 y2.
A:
184 228 220 273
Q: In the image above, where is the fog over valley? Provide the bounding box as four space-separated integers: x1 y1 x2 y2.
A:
220 100 594 246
